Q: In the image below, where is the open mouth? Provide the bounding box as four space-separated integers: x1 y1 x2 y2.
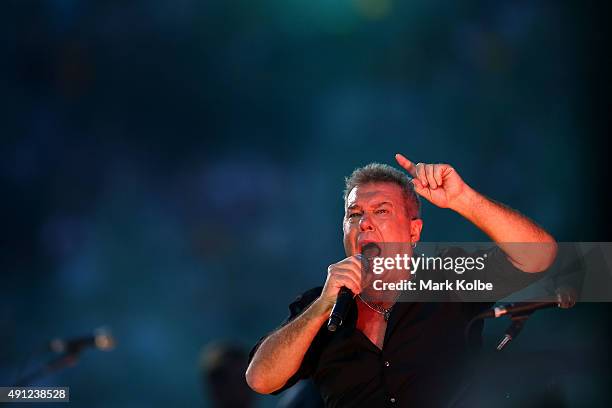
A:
358 240 382 257
358 240 376 253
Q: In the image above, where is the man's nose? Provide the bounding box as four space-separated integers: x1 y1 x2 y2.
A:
359 214 375 232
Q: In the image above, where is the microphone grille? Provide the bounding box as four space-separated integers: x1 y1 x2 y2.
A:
555 287 577 309
49 338 66 353
94 329 116 351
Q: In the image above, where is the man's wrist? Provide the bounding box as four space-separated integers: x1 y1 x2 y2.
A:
449 184 481 218
309 297 333 320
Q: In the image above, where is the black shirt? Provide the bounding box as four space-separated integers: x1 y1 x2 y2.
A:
249 247 543 408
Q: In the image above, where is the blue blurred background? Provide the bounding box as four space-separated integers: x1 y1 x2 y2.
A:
1 0 610 406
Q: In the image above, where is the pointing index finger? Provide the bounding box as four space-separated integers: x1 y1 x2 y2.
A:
395 153 417 177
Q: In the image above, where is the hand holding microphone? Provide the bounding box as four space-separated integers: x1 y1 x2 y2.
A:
319 256 362 332
327 243 380 331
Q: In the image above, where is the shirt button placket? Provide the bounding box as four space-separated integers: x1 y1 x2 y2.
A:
382 356 393 405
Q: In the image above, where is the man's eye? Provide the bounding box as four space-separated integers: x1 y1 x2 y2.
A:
375 209 389 215
348 213 362 219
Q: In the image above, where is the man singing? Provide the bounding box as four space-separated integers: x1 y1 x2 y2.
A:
246 154 557 407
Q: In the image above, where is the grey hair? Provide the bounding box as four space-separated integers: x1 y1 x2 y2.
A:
343 163 421 218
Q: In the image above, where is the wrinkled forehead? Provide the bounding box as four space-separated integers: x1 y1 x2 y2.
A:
345 182 404 209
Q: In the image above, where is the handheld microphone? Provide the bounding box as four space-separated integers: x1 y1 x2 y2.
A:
327 243 381 332
49 329 116 354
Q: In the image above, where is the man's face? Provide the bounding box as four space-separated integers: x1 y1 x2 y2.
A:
343 182 422 256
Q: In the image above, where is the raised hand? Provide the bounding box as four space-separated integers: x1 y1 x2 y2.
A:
395 153 467 209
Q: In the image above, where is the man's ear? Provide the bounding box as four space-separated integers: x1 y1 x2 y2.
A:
410 218 423 243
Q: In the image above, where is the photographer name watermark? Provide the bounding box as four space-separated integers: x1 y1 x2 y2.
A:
373 278 493 291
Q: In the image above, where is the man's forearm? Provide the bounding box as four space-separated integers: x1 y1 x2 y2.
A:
246 298 329 394
451 186 557 272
